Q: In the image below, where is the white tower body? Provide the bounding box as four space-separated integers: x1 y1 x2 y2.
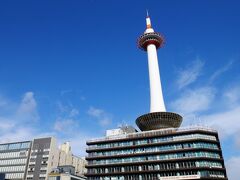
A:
145 17 166 112
136 14 183 131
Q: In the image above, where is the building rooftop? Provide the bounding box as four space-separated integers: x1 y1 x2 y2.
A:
87 126 217 143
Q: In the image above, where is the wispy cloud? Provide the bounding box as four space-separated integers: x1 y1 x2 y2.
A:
17 92 39 122
87 106 112 126
0 92 40 143
0 92 89 157
53 101 81 135
56 101 69 114
171 87 215 115
0 95 8 108
223 84 240 107
56 101 80 117
209 60 234 83
0 92 39 128
226 156 240 180
176 59 204 89
69 108 79 117
54 119 78 132
0 127 37 144
172 58 240 179
200 84 240 138
203 106 240 137
60 89 73 96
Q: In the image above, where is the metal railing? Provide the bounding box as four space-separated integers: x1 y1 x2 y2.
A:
87 126 217 143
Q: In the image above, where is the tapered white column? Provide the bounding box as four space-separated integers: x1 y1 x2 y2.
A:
136 14 183 131
147 44 166 112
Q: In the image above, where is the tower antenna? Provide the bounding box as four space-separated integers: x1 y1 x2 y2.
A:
146 9 149 17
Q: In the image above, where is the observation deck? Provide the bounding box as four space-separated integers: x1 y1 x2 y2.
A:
136 112 183 131
137 32 164 51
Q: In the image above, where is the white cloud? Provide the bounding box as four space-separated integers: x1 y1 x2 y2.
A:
172 58 240 179
171 87 215 115
234 132 240 149
197 84 240 139
87 106 112 126
54 119 78 132
87 107 104 118
0 92 39 139
69 108 79 117
171 82 240 140
202 106 240 137
60 89 73 96
226 156 240 180
0 92 40 143
17 92 39 122
0 117 15 131
176 59 204 89
56 101 80 118
56 101 69 113
223 85 240 107
209 60 233 83
0 92 90 157
18 92 37 113
0 127 36 144
54 102 80 134
99 117 112 126
0 95 8 107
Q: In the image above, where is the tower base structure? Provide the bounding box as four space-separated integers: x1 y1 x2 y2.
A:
136 112 183 131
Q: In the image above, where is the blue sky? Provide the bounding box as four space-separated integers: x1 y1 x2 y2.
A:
0 0 240 178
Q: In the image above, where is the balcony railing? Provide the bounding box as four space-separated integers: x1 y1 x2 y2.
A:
87 126 217 144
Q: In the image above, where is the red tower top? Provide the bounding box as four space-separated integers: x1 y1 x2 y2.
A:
137 15 165 51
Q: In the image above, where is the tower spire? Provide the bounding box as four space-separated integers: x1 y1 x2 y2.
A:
146 11 152 29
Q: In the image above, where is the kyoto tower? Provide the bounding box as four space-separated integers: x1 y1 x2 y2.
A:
136 14 182 131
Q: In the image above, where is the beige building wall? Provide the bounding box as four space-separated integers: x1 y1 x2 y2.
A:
72 156 87 175
58 142 72 166
46 137 59 179
58 142 86 176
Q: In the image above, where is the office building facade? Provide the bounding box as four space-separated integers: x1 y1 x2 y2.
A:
0 137 86 180
86 127 227 179
0 141 31 180
26 137 59 180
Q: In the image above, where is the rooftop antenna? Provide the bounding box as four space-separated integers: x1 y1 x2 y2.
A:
146 9 149 17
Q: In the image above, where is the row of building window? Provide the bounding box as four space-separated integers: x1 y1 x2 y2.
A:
89 133 217 150
27 176 44 179
87 170 225 180
0 165 26 172
0 142 31 151
88 160 223 174
5 172 25 179
0 158 27 166
201 170 225 178
0 150 29 159
89 142 218 157
90 151 221 165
